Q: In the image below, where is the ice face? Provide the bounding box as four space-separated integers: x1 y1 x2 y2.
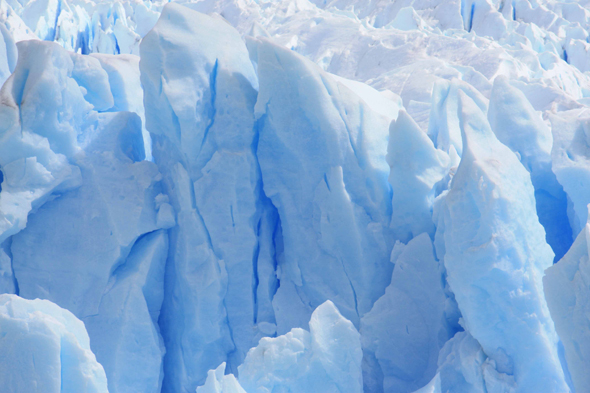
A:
1 1 590 393
549 109 590 238
140 4 262 391
434 90 568 392
0 294 109 393
388 111 449 244
0 37 170 393
544 206 590 393
0 40 85 245
9 110 170 393
251 35 394 330
0 23 16 86
361 233 455 393
427 78 488 157
488 75 572 261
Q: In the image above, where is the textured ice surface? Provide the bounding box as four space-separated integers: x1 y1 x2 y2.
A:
544 206 590 393
488 75 572 261
1 0 590 392
388 111 449 243
361 234 454 393
433 90 567 392
0 294 108 393
1 37 170 393
197 363 246 393
197 300 362 393
549 109 590 238
140 4 262 391
251 34 394 331
239 300 363 393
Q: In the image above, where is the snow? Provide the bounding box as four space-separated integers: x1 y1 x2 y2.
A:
1 0 590 392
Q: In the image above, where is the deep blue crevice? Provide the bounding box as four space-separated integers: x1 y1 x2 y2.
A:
0 167 3 193
2 238 19 296
76 27 90 55
269 208 282 302
106 229 160 282
251 108 281 315
112 6 120 26
157 226 178 393
323 173 331 192
512 1 516 20
252 218 262 324
199 59 219 155
222 297 237 374
533 187 573 263
347 268 359 320
468 3 475 32
13 69 29 107
49 0 63 41
563 48 569 63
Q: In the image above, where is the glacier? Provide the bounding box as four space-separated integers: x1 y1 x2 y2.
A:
0 294 108 393
1 0 590 392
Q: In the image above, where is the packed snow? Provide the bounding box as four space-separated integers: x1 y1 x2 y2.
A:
1 0 590 392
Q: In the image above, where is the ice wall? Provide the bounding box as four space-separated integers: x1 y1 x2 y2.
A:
434 90 567 391
250 34 394 331
140 4 262 391
0 1 589 393
361 234 455 393
488 75 572 261
544 205 590 393
0 38 172 393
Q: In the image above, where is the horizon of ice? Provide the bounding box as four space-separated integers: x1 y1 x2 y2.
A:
1 0 590 392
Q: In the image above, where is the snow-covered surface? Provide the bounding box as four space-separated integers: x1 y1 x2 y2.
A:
1 0 590 392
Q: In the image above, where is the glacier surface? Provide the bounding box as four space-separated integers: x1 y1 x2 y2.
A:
1 0 590 392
